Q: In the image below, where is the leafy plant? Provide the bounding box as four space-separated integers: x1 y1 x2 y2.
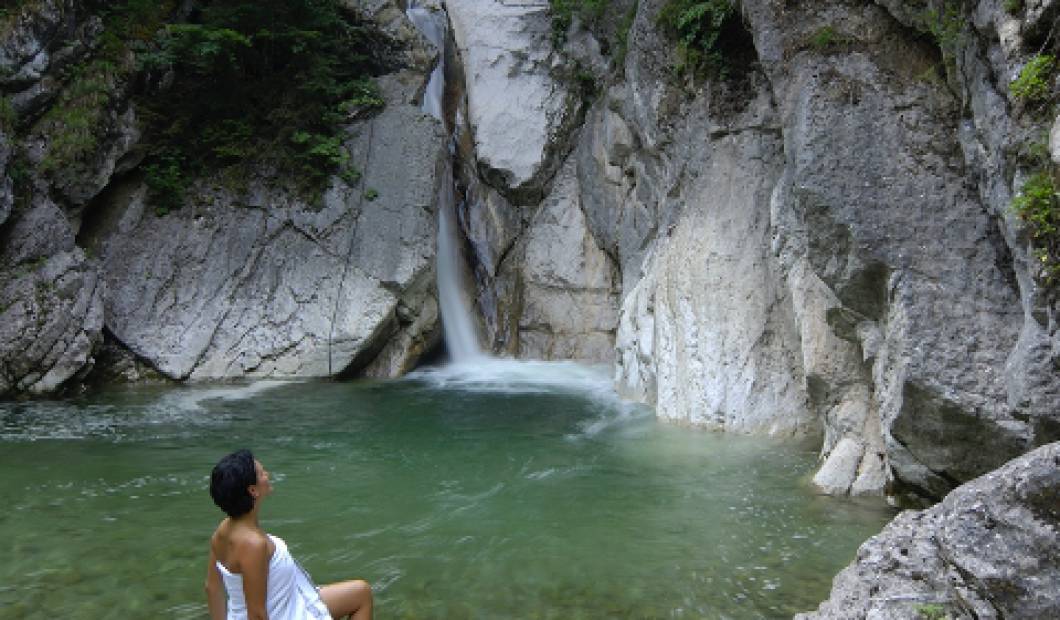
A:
144 150 186 216
363 187 379 201
1013 171 1060 286
1003 0 1024 14
657 0 738 78
1010 54 1055 105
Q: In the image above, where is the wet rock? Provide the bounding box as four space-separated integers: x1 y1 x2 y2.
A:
797 441 1060 620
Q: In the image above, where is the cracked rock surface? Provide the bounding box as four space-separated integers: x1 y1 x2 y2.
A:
90 76 444 381
796 441 1060 620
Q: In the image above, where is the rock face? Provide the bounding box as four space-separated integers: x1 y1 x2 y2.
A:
441 0 1059 501
88 76 444 381
0 1 446 394
0 195 102 393
797 441 1060 619
447 0 578 203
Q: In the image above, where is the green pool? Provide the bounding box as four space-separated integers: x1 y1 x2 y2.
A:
0 362 893 618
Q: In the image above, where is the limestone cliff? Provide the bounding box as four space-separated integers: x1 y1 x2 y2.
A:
442 0 1059 503
0 0 445 392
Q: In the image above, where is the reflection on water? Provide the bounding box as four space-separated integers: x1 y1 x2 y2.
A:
0 374 895 619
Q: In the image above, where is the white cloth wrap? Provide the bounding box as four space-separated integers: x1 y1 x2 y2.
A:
216 534 331 620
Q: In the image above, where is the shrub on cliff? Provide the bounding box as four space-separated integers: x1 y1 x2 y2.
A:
135 0 393 205
1012 171 1060 286
1010 54 1056 106
656 0 738 77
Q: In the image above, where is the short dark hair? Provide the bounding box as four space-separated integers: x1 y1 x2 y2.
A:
210 449 256 517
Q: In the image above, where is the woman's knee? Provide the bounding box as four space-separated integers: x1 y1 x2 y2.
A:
351 579 372 602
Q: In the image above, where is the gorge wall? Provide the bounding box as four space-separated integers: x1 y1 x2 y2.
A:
439 0 1060 504
1 0 1058 509
0 0 446 392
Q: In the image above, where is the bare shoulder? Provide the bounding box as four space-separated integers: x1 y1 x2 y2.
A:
233 527 272 564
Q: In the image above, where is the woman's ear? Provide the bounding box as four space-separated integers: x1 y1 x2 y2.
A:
248 485 259 499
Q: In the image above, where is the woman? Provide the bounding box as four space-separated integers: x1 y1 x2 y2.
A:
205 449 373 620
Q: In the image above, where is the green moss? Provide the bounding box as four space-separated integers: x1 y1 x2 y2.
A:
363 187 379 201
1003 0 1024 14
1013 171 1060 286
0 96 16 132
613 2 639 69
1011 54 1055 105
913 603 950 620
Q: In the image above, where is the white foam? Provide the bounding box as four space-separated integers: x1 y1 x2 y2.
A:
160 380 293 413
407 358 646 437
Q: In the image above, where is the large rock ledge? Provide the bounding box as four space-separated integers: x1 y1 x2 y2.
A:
797 441 1060 620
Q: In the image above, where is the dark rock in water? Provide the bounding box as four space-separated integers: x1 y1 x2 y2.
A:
796 441 1060 620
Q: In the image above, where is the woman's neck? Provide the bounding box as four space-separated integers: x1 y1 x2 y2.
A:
231 505 262 530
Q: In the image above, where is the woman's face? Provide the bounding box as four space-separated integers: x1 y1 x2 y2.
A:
252 459 273 500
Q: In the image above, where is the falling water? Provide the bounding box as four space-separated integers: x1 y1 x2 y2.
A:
405 1 446 120
435 160 484 362
406 0 483 363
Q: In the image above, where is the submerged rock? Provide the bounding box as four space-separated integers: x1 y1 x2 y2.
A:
797 441 1060 620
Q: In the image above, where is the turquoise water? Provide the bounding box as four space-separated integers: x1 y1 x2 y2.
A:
0 366 893 618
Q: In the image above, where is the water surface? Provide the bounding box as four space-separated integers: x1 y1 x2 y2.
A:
0 370 893 618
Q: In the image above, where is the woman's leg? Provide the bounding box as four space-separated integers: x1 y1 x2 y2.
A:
319 579 372 620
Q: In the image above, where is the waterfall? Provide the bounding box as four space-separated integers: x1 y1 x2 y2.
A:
436 158 484 362
405 1 446 121
406 1 483 363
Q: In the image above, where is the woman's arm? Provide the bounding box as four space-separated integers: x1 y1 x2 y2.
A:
239 536 272 620
205 548 227 620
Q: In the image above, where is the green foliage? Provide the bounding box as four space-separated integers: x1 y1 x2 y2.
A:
1013 171 1060 286
144 150 186 216
1003 0 1024 14
919 3 963 60
339 78 386 116
363 187 379 201
549 0 609 44
810 26 838 48
1010 54 1055 105
132 0 390 207
657 0 737 78
38 58 121 173
913 603 950 620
